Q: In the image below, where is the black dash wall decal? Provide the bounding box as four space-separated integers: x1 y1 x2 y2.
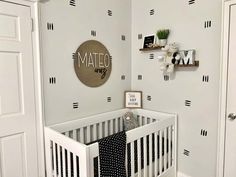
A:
138 34 143 40
91 30 97 36
164 75 170 81
47 23 54 30
69 0 76 6
185 100 191 107
107 97 112 102
204 21 212 28
73 102 79 109
150 9 155 15
188 0 195 5
147 96 152 101
149 53 154 59
121 35 126 41
183 149 190 156
200 129 208 136
108 10 112 16
138 75 143 80
121 75 126 80
49 77 56 84
202 75 209 82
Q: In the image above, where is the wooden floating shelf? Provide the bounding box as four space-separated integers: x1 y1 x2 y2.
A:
175 61 199 67
139 46 163 51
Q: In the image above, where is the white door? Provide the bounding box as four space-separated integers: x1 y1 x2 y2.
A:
224 2 236 177
0 2 39 177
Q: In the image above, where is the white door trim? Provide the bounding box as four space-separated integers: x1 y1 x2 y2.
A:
217 0 236 177
1 1 45 177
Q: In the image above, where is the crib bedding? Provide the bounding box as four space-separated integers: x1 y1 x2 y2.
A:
90 133 171 177
98 131 127 177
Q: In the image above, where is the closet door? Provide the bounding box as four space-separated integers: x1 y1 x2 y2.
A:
224 2 236 177
0 1 39 177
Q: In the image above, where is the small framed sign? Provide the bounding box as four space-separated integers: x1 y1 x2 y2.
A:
125 91 142 109
143 35 155 48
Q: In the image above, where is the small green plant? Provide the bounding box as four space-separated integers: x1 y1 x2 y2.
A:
156 29 170 40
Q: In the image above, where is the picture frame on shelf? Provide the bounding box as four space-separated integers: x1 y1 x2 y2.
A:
143 35 155 48
124 91 143 109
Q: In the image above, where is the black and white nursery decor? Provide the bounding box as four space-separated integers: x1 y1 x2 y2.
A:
41 0 222 177
143 35 155 48
74 40 112 87
125 91 142 108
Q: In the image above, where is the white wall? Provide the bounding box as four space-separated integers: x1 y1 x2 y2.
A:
40 0 131 125
40 0 222 176
131 0 222 177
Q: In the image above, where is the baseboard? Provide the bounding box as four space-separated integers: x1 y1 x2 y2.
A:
178 172 192 177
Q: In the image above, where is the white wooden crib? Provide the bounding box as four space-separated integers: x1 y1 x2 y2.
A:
44 109 177 177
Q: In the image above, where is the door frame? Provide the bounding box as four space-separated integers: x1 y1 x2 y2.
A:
1 0 45 177
217 0 236 177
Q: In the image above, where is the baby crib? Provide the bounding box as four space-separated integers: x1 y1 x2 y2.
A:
44 109 177 177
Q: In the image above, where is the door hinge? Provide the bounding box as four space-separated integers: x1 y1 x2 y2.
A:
31 18 34 32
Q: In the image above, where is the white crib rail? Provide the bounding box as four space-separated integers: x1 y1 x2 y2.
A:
44 127 90 177
45 109 177 177
50 109 129 133
127 116 176 177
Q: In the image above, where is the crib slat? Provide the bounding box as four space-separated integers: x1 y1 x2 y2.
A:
168 126 171 168
157 131 160 175
57 145 62 177
67 151 71 177
65 132 69 137
93 124 97 141
154 133 158 176
73 154 77 177
131 142 135 177
61 147 66 177
99 122 103 139
98 156 101 177
80 128 84 143
73 130 77 141
137 139 141 177
120 117 123 131
115 118 118 133
53 143 57 177
110 119 114 135
171 125 174 167
87 126 91 143
105 121 108 137
164 128 167 171
143 136 147 177
159 130 163 174
149 135 152 177
144 117 147 125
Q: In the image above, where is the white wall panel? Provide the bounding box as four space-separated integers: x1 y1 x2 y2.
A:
0 52 22 116
40 0 131 125
131 0 221 177
0 134 26 177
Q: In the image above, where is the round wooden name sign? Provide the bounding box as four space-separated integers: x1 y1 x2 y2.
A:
74 40 112 87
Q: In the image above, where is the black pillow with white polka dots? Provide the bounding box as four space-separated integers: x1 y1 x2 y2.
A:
98 131 127 177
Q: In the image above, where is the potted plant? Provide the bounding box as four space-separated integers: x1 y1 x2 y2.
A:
156 29 170 47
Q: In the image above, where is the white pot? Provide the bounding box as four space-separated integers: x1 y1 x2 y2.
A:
159 39 167 47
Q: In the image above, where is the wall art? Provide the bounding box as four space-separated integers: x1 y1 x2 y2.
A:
74 40 112 87
124 91 142 108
